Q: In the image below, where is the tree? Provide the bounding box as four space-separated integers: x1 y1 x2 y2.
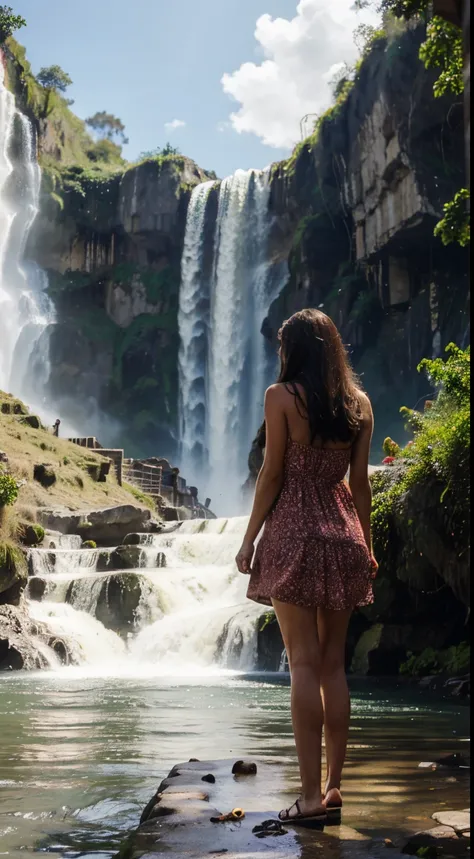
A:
36 64 73 92
0 5 26 42
85 111 128 144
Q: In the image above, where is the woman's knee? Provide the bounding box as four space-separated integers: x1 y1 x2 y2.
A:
288 646 321 675
320 647 345 679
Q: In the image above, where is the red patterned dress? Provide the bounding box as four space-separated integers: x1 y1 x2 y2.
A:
247 440 374 610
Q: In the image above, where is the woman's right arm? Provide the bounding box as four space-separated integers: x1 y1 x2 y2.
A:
349 393 374 557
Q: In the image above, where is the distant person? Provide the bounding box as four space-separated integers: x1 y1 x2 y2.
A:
53 419 60 437
235 309 377 827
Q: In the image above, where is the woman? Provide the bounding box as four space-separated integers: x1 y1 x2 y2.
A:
235 309 377 827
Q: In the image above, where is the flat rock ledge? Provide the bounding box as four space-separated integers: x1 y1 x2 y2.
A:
402 809 470 857
117 757 409 859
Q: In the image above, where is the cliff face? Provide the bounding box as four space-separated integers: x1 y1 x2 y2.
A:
27 157 209 456
265 26 469 455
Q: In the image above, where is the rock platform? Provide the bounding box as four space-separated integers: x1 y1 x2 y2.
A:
119 757 417 859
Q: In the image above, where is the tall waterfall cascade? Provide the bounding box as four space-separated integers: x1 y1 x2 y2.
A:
178 169 287 515
27 517 271 677
0 61 55 418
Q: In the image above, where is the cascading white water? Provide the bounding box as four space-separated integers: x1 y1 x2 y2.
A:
178 180 215 480
178 169 287 515
0 61 55 418
27 517 272 677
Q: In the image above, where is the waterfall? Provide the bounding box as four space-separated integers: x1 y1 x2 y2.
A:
178 180 215 480
178 169 287 514
0 61 55 419
25 517 270 676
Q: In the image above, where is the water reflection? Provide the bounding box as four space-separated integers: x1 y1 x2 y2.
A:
0 676 469 858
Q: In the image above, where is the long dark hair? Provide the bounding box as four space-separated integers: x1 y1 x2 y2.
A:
255 309 362 449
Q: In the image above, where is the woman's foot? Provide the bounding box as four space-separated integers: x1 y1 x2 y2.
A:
324 787 342 808
279 795 326 822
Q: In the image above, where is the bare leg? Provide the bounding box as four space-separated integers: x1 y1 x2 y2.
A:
317 607 352 804
272 598 325 817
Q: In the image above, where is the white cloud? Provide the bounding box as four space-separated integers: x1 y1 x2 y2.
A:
221 0 380 149
164 119 186 131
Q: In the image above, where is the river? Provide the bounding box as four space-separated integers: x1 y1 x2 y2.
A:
0 673 469 857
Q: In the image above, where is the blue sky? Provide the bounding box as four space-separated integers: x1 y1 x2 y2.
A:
13 0 378 177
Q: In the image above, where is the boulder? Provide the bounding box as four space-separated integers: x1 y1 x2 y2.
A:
110 545 142 570
17 523 45 547
350 622 451 676
33 463 57 488
21 415 42 430
94 573 144 633
27 577 47 601
37 504 152 546
0 604 72 670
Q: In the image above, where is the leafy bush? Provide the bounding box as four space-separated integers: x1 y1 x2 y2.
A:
372 344 470 560
434 189 470 247
400 642 470 676
0 470 19 507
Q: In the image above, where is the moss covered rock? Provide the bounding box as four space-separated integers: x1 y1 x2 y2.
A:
17 523 45 547
0 541 28 606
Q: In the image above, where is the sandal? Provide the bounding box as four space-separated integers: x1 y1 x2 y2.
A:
252 819 286 838
278 798 327 828
324 789 342 826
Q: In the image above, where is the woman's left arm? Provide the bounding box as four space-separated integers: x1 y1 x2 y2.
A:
235 385 287 573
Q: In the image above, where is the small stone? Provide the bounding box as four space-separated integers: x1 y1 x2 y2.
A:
231 760 257 775
202 773 216 783
384 838 396 847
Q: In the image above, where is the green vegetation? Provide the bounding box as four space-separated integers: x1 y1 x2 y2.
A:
36 64 72 92
122 482 156 512
371 344 470 563
400 642 470 676
82 540 97 549
0 469 19 507
0 4 25 41
139 142 181 159
434 188 471 247
0 539 26 582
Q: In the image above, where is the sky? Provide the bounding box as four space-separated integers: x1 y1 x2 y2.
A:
13 0 379 178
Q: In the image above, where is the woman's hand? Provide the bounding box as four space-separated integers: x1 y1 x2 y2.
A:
235 540 254 574
370 555 378 579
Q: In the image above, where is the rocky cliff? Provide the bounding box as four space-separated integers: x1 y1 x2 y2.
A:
264 25 469 456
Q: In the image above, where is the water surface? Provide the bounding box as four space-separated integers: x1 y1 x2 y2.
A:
0 674 469 858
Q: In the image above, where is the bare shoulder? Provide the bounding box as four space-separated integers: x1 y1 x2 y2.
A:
265 383 290 404
356 389 374 426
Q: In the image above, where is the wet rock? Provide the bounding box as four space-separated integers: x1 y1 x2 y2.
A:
0 604 72 670
110 545 142 570
402 826 463 856
432 810 470 833
435 753 470 769
94 573 143 633
27 577 47 601
202 774 216 783
122 533 142 545
33 463 56 487
231 760 257 775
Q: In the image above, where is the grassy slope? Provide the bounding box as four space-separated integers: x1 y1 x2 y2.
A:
0 393 148 515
